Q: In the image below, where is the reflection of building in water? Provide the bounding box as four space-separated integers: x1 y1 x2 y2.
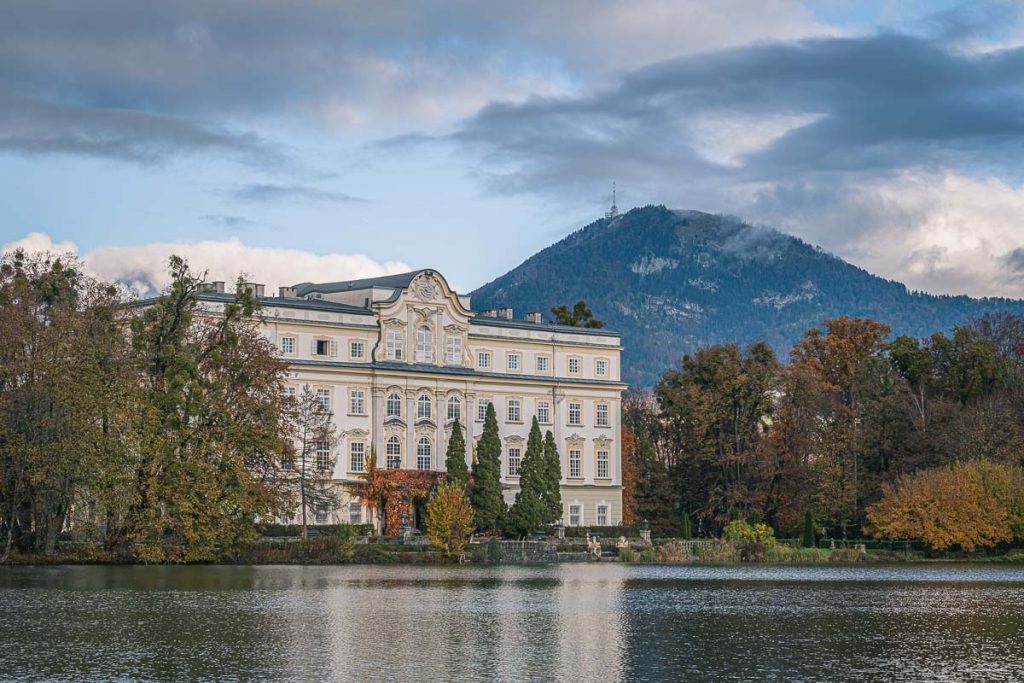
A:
191 269 626 528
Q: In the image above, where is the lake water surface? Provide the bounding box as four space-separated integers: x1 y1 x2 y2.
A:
2 563 1024 682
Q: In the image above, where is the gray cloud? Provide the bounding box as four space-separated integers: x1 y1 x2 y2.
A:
1004 248 1024 277
227 183 368 204
200 214 256 230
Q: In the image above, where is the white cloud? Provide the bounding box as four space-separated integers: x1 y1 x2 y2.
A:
3 233 410 297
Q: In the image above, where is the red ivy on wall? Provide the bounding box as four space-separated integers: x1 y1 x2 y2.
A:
353 452 442 536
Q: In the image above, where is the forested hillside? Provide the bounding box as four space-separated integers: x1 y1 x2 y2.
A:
472 206 1024 387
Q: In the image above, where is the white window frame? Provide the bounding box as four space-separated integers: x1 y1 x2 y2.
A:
283 386 296 399
595 359 609 377
569 504 582 527
386 329 404 361
477 351 491 369
350 442 365 472
507 353 521 371
596 403 609 427
415 325 433 363
537 400 551 424
507 447 522 477
536 355 549 373
568 356 582 375
386 437 402 469
447 396 461 422
314 338 337 357
315 441 332 472
417 394 432 420
349 502 363 524
568 448 582 478
446 334 462 365
507 398 521 423
596 450 609 479
568 401 582 426
316 387 331 412
350 389 366 415
477 398 490 422
280 336 296 355
596 504 609 526
350 340 365 360
386 392 402 418
416 437 431 470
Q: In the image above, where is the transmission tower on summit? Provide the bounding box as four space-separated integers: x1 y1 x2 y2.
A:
605 182 619 219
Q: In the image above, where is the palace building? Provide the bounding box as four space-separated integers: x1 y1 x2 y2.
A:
200 269 625 530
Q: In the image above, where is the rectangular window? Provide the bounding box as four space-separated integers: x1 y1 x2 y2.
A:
569 504 581 527
350 442 365 472
597 451 609 479
569 449 581 478
315 339 336 357
596 403 609 427
315 505 328 524
283 386 296 399
568 401 582 426
349 502 363 524
478 351 491 369
536 355 549 372
386 330 404 361
316 441 332 471
507 353 521 371
507 398 521 423
446 335 462 365
280 336 295 354
316 388 331 411
508 447 522 476
477 398 490 422
568 357 581 374
350 389 365 415
350 341 365 359
597 504 609 526
596 359 608 376
537 400 550 424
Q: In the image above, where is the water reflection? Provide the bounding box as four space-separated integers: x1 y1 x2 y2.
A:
2 564 1024 682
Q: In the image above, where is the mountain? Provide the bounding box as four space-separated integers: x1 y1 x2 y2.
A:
471 205 1024 388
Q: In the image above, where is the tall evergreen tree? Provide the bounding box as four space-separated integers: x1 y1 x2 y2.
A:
680 511 693 540
542 430 563 524
507 418 547 537
444 419 469 487
802 509 816 548
470 402 505 532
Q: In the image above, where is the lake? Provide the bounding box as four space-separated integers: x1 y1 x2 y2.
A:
2 563 1024 682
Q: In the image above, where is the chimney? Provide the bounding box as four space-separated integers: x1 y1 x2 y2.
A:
242 282 265 297
525 311 543 324
199 280 226 293
498 307 513 320
279 286 297 298
482 309 497 318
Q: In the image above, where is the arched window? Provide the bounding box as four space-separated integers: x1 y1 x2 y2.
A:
415 325 433 363
447 396 461 422
386 392 402 418
386 436 402 469
417 393 432 420
416 437 431 470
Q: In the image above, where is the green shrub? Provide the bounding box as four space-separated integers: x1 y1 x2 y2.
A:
353 543 398 564
618 547 640 562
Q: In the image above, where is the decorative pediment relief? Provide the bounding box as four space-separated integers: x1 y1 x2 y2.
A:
504 434 525 445
565 433 585 447
382 318 407 328
384 425 405 439
412 305 439 325
414 424 436 438
345 428 370 438
410 272 441 302
593 435 613 448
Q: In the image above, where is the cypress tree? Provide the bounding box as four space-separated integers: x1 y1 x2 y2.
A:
542 430 563 524
729 507 741 522
469 402 505 532
748 510 763 526
507 418 547 538
802 509 816 548
444 419 469 487
680 511 692 540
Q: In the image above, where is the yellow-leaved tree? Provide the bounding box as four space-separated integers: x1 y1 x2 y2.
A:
425 483 475 558
866 460 1024 551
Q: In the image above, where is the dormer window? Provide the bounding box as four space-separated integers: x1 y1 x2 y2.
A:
415 326 433 363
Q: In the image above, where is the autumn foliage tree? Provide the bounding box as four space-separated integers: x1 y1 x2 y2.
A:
866 460 1024 551
426 482 475 558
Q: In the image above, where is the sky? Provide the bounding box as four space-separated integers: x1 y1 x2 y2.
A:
3 0 1024 299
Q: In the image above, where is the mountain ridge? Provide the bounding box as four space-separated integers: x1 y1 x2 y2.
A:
471 205 1024 387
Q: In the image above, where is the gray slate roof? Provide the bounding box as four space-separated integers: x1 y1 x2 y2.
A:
292 270 428 297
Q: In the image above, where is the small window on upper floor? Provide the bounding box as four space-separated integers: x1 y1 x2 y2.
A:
536 355 549 373
568 357 582 375
350 341 366 360
386 330 404 361
595 359 608 377
596 403 609 427
507 398 521 423
350 389 366 415
478 351 491 369
280 336 296 355
477 398 491 422
537 400 551 424
314 339 337 357
446 335 462 365
568 401 582 426
316 388 331 412
507 353 521 371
